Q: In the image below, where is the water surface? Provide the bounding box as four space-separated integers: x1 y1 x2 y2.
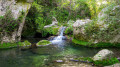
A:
0 40 101 67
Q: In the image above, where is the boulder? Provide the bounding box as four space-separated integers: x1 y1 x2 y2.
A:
93 49 114 61
36 40 51 46
73 5 120 44
73 19 91 41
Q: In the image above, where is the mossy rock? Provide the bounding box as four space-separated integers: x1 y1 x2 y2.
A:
20 40 31 50
36 40 51 46
21 40 31 46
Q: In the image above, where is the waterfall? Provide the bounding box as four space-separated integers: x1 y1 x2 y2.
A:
59 27 66 36
51 27 66 42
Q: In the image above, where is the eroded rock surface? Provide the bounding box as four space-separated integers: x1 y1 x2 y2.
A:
0 0 33 43
93 49 114 61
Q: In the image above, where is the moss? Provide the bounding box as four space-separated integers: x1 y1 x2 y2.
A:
0 41 32 49
21 40 31 47
72 38 120 48
0 42 22 49
75 57 119 66
94 58 119 66
36 40 51 46
72 38 92 46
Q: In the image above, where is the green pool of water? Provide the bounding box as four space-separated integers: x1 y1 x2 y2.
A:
0 39 101 67
0 39 119 67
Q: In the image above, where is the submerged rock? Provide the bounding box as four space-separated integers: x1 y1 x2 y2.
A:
36 40 51 46
47 36 56 40
93 49 114 61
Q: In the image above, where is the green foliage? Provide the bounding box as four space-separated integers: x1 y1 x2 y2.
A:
86 0 115 18
83 3 120 41
23 2 44 37
23 1 53 37
45 27 59 35
55 8 69 22
35 17 44 32
85 20 100 36
37 40 51 46
65 20 74 35
65 26 73 35
0 10 16 33
93 58 119 66
75 57 93 62
37 27 59 37
24 0 117 38
24 0 92 37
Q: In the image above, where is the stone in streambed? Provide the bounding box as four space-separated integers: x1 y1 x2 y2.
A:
55 60 64 63
93 49 114 61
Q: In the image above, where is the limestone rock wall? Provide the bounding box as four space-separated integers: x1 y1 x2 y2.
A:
0 0 33 43
73 5 120 43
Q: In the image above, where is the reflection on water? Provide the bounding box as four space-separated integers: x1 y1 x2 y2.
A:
0 40 102 67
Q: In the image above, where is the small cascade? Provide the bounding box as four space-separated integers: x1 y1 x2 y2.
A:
51 27 66 43
59 27 66 36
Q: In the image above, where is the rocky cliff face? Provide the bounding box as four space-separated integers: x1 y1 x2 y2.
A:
73 4 120 43
0 0 33 43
